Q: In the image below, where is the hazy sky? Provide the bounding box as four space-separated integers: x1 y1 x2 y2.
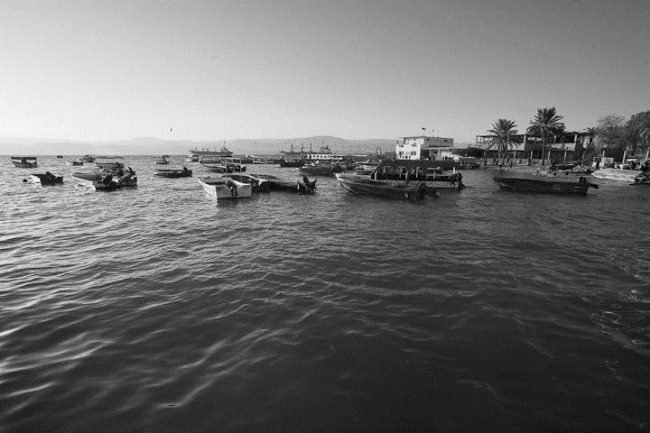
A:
1 1 649 142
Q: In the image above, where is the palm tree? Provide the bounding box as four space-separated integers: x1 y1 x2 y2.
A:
583 127 597 149
527 107 565 165
486 119 521 165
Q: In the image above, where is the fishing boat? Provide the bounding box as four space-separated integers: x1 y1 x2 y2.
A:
279 158 305 168
29 172 63 185
250 174 316 194
336 173 428 200
196 177 252 199
201 158 246 173
221 173 269 192
185 153 199 162
154 155 170 164
299 162 343 177
370 160 465 190
11 156 38 168
153 167 192 178
95 160 125 172
493 171 598 194
72 169 137 191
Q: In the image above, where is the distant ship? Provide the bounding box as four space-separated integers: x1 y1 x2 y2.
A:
188 146 233 157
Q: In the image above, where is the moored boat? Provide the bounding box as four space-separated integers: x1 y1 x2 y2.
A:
95 160 126 172
196 176 252 199
493 171 598 194
154 155 170 164
336 173 428 200
185 153 200 162
29 172 63 185
279 158 305 168
67 158 84 166
368 160 465 190
11 156 38 168
221 173 269 192
250 174 316 194
153 167 192 178
72 169 137 191
299 162 343 177
201 158 246 173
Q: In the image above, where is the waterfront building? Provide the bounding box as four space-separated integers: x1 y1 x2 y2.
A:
396 135 455 160
474 131 587 163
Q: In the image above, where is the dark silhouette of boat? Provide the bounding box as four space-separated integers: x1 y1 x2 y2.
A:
29 172 63 185
493 171 598 194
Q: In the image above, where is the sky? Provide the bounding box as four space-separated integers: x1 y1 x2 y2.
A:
1 1 649 143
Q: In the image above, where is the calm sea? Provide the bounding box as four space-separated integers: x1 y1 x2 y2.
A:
1 155 649 432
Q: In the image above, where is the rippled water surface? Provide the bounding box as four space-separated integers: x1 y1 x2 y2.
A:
1 156 649 432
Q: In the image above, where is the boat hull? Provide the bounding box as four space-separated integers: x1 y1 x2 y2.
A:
197 177 252 199
73 172 138 191
493 174 593 194
30 173 63 185
153 168 192 178
336 173 427 200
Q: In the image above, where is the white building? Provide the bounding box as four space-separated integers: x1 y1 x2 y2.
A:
396 136 455 160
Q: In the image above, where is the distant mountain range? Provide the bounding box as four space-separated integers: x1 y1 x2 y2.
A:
0 135 473 156
0 135 402 156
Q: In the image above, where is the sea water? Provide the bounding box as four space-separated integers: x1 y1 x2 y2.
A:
1 156 649 432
